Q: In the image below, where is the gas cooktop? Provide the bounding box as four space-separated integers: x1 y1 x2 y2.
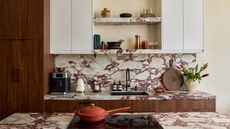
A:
67 114 163 129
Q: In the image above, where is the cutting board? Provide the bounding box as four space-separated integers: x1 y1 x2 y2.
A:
162 60 184 91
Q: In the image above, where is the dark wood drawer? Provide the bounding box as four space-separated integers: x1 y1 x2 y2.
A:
151 100 177 112
177 99 215 112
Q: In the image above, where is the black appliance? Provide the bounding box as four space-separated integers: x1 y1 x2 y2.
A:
68 114 163 129
50 72 71 95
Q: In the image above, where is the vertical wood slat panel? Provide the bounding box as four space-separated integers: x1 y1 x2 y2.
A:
0 0 53 116
0 42 10 111
0 0 43 39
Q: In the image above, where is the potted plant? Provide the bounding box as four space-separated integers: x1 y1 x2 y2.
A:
178 63 209 92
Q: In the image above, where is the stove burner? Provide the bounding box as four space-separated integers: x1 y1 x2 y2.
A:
68 114 163 129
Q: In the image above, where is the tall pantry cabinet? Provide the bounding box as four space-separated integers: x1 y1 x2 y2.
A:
0 0 54 120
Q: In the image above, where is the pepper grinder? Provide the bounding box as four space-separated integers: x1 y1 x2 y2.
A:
135 35 140 49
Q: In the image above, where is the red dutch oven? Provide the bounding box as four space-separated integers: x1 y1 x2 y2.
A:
75 103 130 122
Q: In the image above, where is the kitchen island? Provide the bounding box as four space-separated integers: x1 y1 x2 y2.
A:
1 112 230 129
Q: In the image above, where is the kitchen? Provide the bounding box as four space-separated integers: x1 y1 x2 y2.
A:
0 0 230 128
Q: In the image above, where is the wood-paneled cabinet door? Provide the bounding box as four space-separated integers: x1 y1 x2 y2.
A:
72 0 93 54
178 99 215 112
0 0 43 39
7 41 28 112
183 0 204 53
20 0 43 39
50 0 72 54
0 0 20 39
0 42 10 112
162 0 183 53
6 40 44 112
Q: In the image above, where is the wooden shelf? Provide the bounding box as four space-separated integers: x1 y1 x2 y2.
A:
94 17 161 26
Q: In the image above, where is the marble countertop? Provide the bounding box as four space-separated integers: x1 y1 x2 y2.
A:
1 112 230 129
0 113 73 129
153 112 230 129
44 91 216 100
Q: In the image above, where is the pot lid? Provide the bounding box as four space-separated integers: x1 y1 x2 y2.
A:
78 103 106 117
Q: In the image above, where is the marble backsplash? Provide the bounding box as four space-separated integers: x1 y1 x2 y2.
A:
55 54 196 92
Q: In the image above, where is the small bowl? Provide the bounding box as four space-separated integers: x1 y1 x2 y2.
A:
107 40 124 49
120 13 132 18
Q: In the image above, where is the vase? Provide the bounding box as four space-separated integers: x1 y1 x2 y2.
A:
184 79 199 92
101 8 110 18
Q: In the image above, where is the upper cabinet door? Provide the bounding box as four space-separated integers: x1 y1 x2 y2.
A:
184 0 204 52
162 0 183 53
50 0 72 54
0 0 43 40
72 0 93 54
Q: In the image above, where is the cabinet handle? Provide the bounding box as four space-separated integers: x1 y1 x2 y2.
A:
192 108 201 111
10 69 20 83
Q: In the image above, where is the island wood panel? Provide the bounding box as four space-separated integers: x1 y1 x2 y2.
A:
0 0 43 39
177 99 216 112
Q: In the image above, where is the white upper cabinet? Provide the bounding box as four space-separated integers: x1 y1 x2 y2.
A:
50 0 71 54
50 0 93 54
162 0 183 53
184 0 204 53
162 0 204 53
72 0 93 54
50 0 204 54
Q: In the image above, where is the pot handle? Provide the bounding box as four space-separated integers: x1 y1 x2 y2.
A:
118 39 124 43
106 107 130 115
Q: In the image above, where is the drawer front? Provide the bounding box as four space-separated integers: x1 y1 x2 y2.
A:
153 100 178 112
177 99 215 112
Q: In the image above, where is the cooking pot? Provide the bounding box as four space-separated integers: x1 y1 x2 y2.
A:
75 103 130 122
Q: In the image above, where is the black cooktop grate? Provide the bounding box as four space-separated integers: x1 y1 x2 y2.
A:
67 114 163 129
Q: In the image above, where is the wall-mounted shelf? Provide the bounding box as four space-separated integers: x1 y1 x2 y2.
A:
93 49 163 54
94 17 161 26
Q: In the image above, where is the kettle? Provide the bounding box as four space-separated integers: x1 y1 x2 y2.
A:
76 78 85 93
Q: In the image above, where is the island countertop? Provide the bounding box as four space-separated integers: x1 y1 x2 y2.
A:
44 91 216 100
1 112 230 129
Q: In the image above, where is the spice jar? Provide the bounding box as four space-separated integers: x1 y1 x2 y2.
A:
101 8 110 18
141 41 149 49
101 41 106 49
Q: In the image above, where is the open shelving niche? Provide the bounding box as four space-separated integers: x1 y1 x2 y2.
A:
93 0 162 54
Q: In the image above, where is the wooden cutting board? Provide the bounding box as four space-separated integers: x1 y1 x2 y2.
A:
162 60 184 91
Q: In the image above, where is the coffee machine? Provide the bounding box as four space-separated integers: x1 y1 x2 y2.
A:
50 72 71 95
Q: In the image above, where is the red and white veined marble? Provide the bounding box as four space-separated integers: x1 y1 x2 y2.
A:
55 54 196 92
0 113 73 129
153 112 230 129
1 112 230 129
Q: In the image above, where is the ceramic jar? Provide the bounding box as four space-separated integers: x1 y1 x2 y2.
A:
76 78 85 93
101 8 110 18
185 79 199 92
